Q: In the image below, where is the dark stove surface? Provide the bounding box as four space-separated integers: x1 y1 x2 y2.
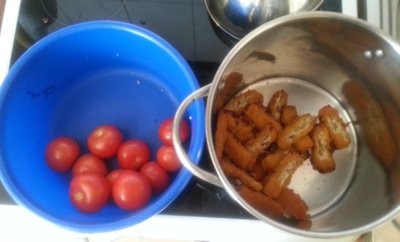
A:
1 0 342 220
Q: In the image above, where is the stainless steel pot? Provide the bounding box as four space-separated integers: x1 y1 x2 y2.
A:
204 0 324 41
173 12 400 238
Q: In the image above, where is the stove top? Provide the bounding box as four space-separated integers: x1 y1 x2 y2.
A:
1 0 342 220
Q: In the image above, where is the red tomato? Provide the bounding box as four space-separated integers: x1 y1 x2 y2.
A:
87 125 123 158
117 140 150 170
72 154 108 177
112 170 152 210
140 162 170 194
106 169 124 188
156 145 181 172
45 137 80 173
158 118 190 145
69 172 111 213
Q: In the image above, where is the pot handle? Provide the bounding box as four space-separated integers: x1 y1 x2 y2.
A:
172 84 223 188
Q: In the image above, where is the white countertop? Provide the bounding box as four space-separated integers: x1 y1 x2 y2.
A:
0 204 361 242
0 0 20 83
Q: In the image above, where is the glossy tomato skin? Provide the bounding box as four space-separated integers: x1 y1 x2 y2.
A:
117 140 150 170
156 145 182 172
45 137 80 173
72 154 108 177
112 170 152 210
140 162 170 194
158 118 190 145
106 169 124 188
69 172 111 213
87 125 123 158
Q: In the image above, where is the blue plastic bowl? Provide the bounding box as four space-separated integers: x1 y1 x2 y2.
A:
0 21 205 232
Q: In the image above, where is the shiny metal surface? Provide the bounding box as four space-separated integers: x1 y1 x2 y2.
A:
176 11 400 238
204 0 324 40
172 84 223 188
207 11 400 238
173 76 359 217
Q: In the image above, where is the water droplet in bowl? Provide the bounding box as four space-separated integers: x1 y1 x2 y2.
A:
375 49 384 58
136 80 141 85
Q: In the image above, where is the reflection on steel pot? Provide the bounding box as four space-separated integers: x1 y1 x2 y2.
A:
173 12 400 238
204 0 324 41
